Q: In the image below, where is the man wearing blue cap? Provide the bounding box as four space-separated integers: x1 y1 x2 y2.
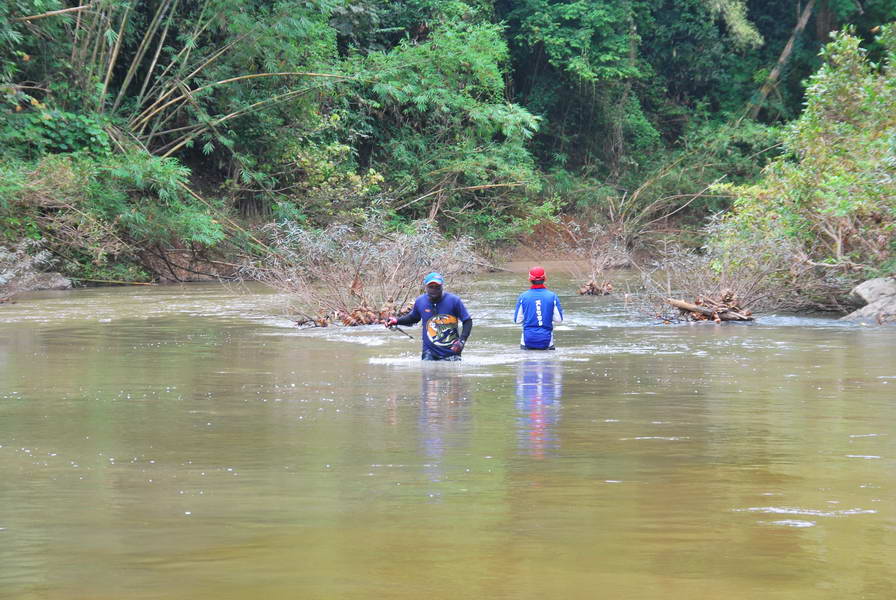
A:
384 272 472 360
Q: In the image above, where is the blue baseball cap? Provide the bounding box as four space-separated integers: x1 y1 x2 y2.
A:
423 272 444 286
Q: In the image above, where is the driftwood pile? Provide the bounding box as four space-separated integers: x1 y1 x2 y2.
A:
666 290 754 322
294 300 414 328
294 314 332 328
579 280 613 296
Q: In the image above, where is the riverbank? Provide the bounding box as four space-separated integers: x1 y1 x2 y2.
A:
8 237 896 326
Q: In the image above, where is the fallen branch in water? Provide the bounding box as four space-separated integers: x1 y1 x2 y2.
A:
293 300 414 328
666 294 754 323
579 280 613 296
69 277 156 286
628 236 801 323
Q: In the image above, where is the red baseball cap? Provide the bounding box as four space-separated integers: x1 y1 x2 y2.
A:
528 266 546 281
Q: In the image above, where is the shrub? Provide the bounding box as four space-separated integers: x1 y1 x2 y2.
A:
0 152 226 279
710 26 896 307
245 215 481 324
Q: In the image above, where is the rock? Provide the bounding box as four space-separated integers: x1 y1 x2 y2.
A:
848 277 896 305
843 303 896 324
31 272 72 290
842 277 896 323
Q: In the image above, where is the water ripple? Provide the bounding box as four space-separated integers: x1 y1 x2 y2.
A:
734 506 877 517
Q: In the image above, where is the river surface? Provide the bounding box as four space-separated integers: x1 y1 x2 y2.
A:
1 274 894 599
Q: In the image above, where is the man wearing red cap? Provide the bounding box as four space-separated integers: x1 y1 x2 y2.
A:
514 266 564 350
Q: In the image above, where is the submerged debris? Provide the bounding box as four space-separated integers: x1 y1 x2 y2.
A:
294 300 414 328
247 218 478 328
665 289 754 322
579 280 613 296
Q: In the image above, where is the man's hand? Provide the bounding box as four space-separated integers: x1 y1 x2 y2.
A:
384 317 398 328
450 339 465 354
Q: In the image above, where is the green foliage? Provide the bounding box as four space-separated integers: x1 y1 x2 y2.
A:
346 9 545 238
0 152 225 277
712 26 896 297
504 0 639 82
2 0 895 282
63 251 152 283
95 153 225 247
1 1 65 83
705 0 762 48
1 107 110 158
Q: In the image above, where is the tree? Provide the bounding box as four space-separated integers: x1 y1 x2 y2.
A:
713 26 896 303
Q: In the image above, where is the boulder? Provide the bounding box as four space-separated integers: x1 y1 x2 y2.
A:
32 272 72 290
849 277 896 305
841 277 896 324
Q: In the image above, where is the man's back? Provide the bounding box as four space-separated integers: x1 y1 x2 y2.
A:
515 287 563 349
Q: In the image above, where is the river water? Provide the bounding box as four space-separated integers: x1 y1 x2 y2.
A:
1 275 894 599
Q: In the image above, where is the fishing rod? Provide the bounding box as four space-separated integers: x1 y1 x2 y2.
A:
388 325 414 340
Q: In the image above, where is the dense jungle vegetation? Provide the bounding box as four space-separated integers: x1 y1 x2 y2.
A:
1 1 894 306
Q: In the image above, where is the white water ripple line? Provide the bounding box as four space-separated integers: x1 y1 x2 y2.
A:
734 507 877 517
619 436 690 441
762 520 816 528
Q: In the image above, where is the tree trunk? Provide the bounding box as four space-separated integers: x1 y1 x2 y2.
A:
747 0 816 120
815 0 836 41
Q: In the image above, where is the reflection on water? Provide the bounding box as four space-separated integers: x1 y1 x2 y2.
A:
419 366 471 491
515 360 563 459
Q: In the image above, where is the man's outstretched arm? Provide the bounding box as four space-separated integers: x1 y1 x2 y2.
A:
385 306 420 328
396 313 421 326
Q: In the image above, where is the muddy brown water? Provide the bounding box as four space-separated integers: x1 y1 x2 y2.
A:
1 276 894 599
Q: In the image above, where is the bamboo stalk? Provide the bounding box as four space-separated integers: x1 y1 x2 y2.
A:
158 84 330 156
133 71 349 131
640 176 726 229
135 0 180 108
142 104 187 147
392 183 527 212
86 4 107 83
111 0 172 113
99 2 132 113
95 6 119 86
136 0 214 113
176 183 273 254
70 2 86 63
135 32 249 130
158 81 235 159
136 2 374 131
74 0 102 81
12 4 93 22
